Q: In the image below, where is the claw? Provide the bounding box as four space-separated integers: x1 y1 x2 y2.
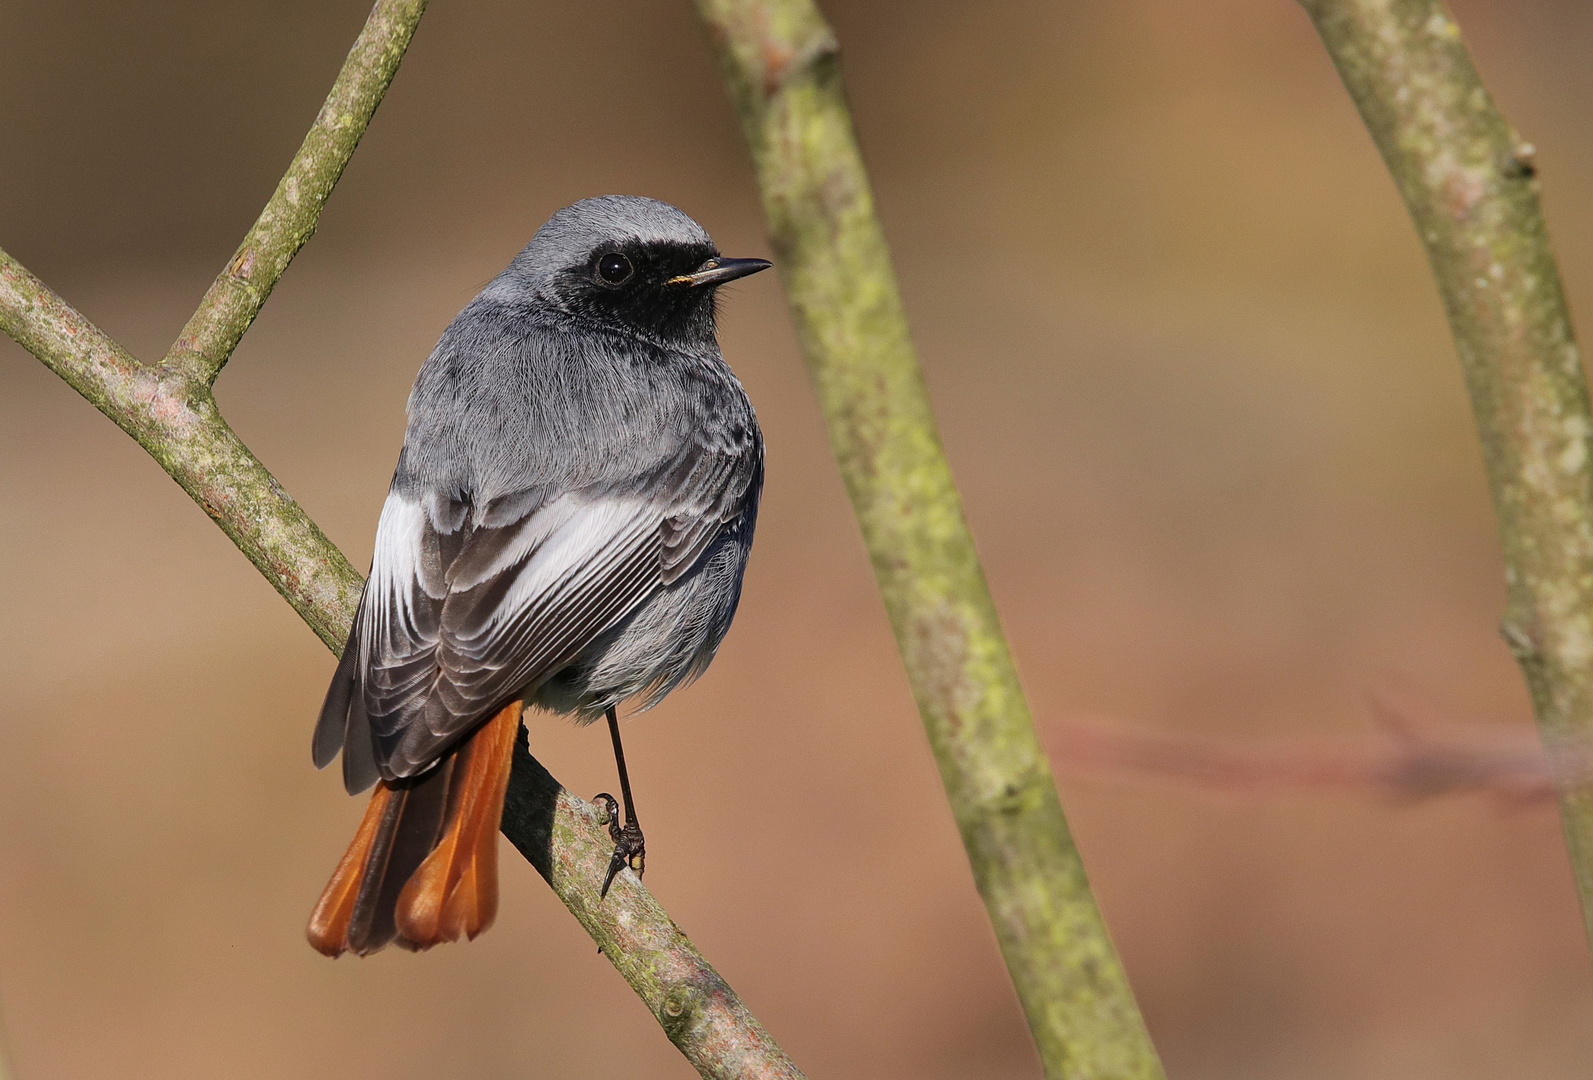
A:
595 792 645 899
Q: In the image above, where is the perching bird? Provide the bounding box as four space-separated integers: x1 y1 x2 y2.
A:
307 195 768 957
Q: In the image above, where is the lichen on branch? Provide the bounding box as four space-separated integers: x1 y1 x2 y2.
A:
1299 0 1593 945
166 0 430 386
693 1 1166 1077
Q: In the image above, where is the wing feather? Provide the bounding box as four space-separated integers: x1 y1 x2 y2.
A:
322 429 760 790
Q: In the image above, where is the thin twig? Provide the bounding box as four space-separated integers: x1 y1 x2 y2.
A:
0 5 803 1076
692 1 1165 1077
165 0 429 386
1047 696 1590 808
1299 0 1593 945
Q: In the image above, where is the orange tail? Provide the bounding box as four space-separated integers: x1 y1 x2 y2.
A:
307 700 521 957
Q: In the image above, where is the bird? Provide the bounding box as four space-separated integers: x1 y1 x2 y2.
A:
306 195 769 957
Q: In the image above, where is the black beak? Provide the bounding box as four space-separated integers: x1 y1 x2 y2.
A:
667 256 773 288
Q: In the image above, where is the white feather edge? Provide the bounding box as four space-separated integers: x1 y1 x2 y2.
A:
359 490 658 671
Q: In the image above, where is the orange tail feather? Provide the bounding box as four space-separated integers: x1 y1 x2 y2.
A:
396 700 519 946
306 780 396 956
306 700 521 957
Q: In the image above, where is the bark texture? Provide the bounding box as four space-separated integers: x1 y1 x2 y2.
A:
693 1 1166 1077
505 735 805 1080
1300 0 1593 944
0 245 364 649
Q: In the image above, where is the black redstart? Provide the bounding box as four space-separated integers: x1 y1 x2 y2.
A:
308 195 768 956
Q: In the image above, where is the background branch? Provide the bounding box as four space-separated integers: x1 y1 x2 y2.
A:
693 1 1165 1077
0 5 802 1077
1300 0 1593 945
1047 693 1587 807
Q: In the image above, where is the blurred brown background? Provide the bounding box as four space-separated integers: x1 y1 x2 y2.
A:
3 1 1593 1077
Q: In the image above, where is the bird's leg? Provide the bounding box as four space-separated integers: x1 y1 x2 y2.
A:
595 705 645 898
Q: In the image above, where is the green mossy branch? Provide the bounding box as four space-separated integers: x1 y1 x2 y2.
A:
0 244 364 649
0 4 803 1076
693 1 1165 1077
1300 0 1593 945
166 0 430 386
504 735 805 1080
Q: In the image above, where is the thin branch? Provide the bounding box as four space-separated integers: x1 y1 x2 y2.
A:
1299 0 1593 944
692 2 1164 1077
504 736 804 1080
165 0 429 386
0 7 803 1078
0 244 363 649
1047 697 1587 808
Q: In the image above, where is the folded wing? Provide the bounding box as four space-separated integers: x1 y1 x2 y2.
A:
314 440 758 793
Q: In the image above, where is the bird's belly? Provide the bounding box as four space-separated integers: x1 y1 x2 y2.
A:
528 527 751 722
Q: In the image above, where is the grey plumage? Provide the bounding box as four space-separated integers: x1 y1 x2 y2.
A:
315 195 765 795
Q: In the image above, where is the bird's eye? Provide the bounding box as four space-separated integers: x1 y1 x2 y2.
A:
597 253 633 285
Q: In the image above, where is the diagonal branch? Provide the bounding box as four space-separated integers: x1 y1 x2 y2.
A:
692 1 1165 1077
0 243 364 649
165 0 429 386
1299 0 1593 947
504 737 804 1079
0 7 804 1078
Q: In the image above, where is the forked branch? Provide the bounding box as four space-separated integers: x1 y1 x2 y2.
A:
0 3 802 1077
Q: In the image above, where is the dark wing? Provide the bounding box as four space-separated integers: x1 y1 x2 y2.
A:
314 441 759 793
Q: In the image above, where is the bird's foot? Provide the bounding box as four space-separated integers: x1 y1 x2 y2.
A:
594 792 645 899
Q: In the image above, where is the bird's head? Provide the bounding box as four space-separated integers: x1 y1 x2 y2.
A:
495 195 771 344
